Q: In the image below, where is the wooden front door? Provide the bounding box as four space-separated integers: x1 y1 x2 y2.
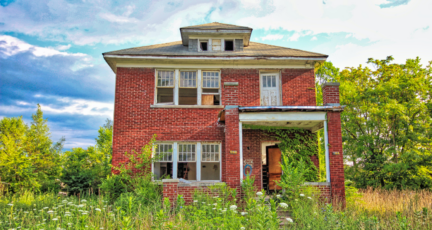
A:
260 74 280 106
267 146 282 190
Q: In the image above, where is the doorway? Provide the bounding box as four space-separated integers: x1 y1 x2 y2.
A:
260 73 281 106
261 142 282 192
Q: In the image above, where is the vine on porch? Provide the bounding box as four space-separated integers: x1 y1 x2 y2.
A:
243 124 319 181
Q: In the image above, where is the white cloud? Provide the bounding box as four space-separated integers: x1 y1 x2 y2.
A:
56 44 71 51
311 36 317 41
99 12 139 24
39 96 113 118
261 34 284 41
0 35 85 57
288 33 301 41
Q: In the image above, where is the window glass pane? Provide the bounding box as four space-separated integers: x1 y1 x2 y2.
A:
201 162 220 180
272 76 276 87
201 144 220 162
263 76 267 87
157 71 174 87
157 88 173 104
155 144 172 162
180 71 196 87
267 76 271 88
203 71 220 88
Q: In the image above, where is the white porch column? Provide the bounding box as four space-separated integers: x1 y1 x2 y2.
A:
197 142 201 181
173 142 178 179
239 121 243 181
324 120 331 183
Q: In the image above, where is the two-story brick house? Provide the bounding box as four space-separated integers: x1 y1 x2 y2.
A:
103 22 345 204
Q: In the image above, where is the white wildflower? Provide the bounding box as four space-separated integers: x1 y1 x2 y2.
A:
67 223 72 226
7 203 13 206
43 207 48 209
82 212 88 215
95 208 101 212
81 199 87 203
62 200 67 203
193 200 198 203
212 208 216 210
47 210 54 214
230 205 237 210
65 212 71 214
276 194 281 198
279 203 288 208
256 191 263 196
241 212 248 215
52 218 58 221
202 202 206 204
240 227 245 230
300 194 305 197
213 196 219 198
24 211 29 214
213 203 217 206
286 217 293 223
308 197 312 200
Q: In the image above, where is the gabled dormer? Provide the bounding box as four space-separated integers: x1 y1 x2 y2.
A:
180 22 252 52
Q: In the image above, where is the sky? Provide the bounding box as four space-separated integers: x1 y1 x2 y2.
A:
1 0 431 151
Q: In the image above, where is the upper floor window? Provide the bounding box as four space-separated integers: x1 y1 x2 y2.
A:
224 40 234 51
155 69 221 106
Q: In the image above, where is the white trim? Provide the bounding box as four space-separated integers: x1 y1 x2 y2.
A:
105 54 327 61
197 70 202 105
173 142 178 179
324 119 331 183
174 69 179 105
118 63 313 69
239 121 243 181
239 112 327 122
197 142 201 181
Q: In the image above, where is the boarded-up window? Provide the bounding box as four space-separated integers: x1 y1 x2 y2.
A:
212 39 221 51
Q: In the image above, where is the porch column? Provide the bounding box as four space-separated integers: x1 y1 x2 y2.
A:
323 82 346 206
224 106 241 190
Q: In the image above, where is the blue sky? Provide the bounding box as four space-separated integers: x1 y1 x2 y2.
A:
1 0 431 150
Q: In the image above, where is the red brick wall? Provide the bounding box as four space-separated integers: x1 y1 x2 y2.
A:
282 69 316 106
113 67 225 168
224 107 241 190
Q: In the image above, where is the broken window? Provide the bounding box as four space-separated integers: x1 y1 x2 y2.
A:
201 144 220 180
224 40 234 51
179 71 197 105
212 39 221 51
200 41 208 51
156 70 174 104
202 71 220 105
177 144 197 180
154 143 173 180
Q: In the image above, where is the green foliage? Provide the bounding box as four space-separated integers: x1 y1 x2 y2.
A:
316 57 432 190
277 156 309 200
241 175 255 200
243 124 318 181
0 105 63 192
100 134 162 204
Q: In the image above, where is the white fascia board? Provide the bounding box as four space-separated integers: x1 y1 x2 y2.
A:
239 112 326 122
181 29 252 34
103 55 327 61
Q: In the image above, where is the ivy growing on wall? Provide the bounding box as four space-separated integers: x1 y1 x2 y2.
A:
243 124 319 181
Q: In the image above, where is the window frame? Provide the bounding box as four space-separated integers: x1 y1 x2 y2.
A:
154 69 222 106
152 141 222 182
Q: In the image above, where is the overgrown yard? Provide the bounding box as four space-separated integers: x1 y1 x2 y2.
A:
1 186 432 230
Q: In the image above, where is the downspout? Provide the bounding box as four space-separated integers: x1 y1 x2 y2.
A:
239 121 243 181
324 118 331 183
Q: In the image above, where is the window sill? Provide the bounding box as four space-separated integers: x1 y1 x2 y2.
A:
151 105 224 109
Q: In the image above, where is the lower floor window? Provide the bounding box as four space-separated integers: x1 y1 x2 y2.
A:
153 142 221 181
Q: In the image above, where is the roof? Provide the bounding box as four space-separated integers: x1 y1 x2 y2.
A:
180 22 252 30
103 41 328 58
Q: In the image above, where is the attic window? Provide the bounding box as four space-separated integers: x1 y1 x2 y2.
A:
225 40 234 51
200 42 208 51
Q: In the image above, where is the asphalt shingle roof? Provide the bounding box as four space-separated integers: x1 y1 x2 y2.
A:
103 41 327 58
180 22 252 30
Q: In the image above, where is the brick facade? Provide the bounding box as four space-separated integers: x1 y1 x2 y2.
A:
113 67 345 205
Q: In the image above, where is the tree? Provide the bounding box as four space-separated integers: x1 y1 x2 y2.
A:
337 57 432 189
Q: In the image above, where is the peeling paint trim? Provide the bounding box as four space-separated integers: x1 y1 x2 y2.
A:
103 54 327 61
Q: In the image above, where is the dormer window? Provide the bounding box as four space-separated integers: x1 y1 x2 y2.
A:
200 41 208 51
224 40 234 51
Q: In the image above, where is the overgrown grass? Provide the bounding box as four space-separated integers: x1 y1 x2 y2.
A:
1 187 432 229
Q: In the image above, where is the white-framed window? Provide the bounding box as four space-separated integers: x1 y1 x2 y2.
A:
201 71 221 105
155 70 175 105
152 142 221 181
153 143 173 180
154 69 221 106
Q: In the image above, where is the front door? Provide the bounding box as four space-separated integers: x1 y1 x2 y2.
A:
260 74 280 106
267 145 282 190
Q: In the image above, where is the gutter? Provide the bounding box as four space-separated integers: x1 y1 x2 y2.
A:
238 105 346 112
